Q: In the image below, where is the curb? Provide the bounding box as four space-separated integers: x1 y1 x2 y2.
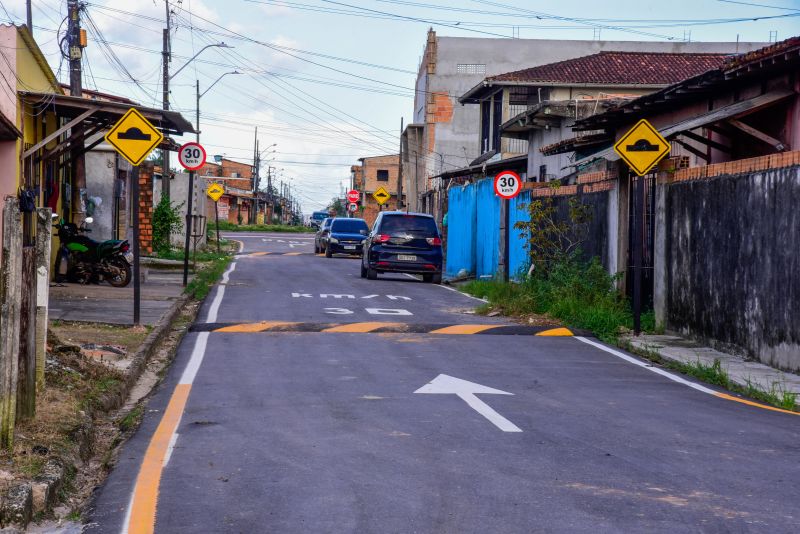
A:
0 294 191 529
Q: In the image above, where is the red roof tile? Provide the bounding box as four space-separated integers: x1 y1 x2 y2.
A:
487 51 731 86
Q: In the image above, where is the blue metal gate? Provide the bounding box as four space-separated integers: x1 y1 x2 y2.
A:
508 191 531 278
475 178 500 278
445 183 477 277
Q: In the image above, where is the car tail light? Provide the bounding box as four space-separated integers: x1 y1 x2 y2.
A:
426 237 442 246
375 234 391 243
377 261 390 267
424 264 436 270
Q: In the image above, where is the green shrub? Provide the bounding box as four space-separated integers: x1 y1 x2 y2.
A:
152 197 184 253
463 256 641 342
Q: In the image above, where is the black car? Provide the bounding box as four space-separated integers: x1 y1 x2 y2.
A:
325 218 369 257
314 217 334 253
361 212 443 284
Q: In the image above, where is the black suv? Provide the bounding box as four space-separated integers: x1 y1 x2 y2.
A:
361 212 443 284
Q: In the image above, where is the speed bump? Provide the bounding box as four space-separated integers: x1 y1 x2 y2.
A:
191 322 576 336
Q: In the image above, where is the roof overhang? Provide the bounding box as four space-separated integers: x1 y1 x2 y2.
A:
433 154 527 180
566 89 794 169
19 92 195 136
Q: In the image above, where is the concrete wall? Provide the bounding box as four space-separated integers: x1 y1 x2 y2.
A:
154 172 208 248
663 165 800 371
422 35 766 185
85 150 117 242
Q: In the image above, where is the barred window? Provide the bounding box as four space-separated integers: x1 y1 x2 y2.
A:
457 63 486 75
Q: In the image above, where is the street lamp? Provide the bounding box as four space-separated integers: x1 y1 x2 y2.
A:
162 41 233 198
196 70 242 143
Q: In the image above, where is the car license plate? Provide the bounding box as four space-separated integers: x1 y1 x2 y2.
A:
397 254 417 261
344 245 356 250
124 252 134 264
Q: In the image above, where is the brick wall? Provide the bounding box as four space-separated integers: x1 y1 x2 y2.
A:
138 163 154 254
672 150 800 182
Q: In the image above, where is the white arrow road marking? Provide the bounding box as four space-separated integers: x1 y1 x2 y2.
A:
415 374 522 433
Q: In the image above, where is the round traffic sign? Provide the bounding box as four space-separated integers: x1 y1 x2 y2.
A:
348 202 359 213
494 170 522 200
178 142 207 171
347 189 360 203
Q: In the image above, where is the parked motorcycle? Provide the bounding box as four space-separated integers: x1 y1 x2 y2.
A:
54 216 133 287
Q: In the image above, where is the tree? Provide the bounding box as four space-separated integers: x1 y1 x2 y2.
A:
326 197 346 217
514 180 592 275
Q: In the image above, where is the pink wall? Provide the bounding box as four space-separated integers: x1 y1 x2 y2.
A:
0 26 18 259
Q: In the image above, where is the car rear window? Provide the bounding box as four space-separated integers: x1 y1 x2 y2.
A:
379 215 438 237
332 219 368 233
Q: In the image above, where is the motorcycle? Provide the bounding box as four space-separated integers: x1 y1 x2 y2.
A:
54 216 133 287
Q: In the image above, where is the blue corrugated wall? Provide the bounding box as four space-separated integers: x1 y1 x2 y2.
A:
475 179 500 278
509 191 531 279
445 183 477 277
446 177 527 279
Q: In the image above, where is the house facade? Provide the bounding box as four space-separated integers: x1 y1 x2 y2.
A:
410 28 764 213
199 158 256 225
352 154 401 227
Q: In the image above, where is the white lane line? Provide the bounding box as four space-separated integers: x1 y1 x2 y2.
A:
402 273 489 303
120 260 237 534
574 336 717 395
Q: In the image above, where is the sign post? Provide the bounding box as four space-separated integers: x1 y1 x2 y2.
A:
494 170 522 282
178 142 207 286
104 108 164 326
206 182 225 254
613 119 670 335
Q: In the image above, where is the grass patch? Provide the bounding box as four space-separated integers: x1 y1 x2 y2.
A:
626 343 799 412
463 257 637 342
185 254 233 300
213 221 313 233
118 404 144 433
49 322 149 354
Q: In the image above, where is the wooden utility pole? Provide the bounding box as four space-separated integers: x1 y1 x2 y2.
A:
162 0 171 200
0 198 22 449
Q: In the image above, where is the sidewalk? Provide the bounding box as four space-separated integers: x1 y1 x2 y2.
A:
625 334 800 396
49 268 188 326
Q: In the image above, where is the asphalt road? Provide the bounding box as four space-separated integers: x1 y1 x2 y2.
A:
87 232 800 533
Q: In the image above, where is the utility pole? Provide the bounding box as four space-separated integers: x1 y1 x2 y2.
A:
68 1 86 223
161 0 171 200
398 117 404 210
252 128 259 224
26 1 32 32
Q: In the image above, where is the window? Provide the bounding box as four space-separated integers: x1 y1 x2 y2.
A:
231 172 240 178
457 63 486 75
377 169 389 182
492 93 502 152
481 100 491 153
539 165 547 182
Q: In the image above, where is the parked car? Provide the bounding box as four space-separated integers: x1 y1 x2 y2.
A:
325 218 369 257
361 212 443 283
314 217 334 253
309 210 329 230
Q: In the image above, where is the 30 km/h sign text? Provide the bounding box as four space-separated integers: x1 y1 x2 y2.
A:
494 170 522 200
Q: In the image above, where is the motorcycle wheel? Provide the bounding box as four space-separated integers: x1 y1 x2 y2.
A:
106 257 132 288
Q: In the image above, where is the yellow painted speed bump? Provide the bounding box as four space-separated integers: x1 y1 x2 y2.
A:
322 322 404 333
536 327 574 337
429 325 502 335
215 321 299 333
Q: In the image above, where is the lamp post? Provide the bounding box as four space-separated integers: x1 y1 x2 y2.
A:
196 70 242 144
162 42 233 199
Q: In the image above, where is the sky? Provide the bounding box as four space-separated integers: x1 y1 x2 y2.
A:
1 0 799 213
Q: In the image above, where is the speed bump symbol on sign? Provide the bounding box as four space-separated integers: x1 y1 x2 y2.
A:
207 183 225 202
373 186 390 206
614 119 670 176
104 108 164 166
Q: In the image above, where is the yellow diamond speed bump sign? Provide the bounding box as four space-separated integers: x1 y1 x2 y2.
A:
373 186 391 205
614 119 670 176
207 183 225 202
104 108 164 166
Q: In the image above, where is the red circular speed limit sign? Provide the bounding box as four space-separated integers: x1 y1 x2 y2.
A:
347 189 360 203
178 142 207 171
494 170 522 200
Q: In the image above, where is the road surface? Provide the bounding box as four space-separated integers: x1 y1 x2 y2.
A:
87 232 800 533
